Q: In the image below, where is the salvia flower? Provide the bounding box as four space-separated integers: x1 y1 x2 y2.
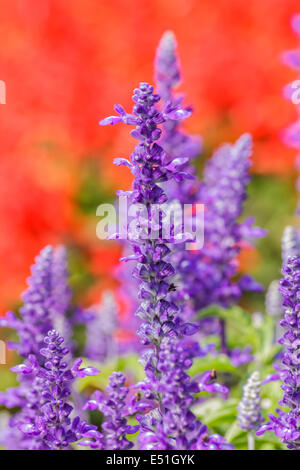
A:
257 256 300 449
0 246 55 358
85 291 118 362
83 371 138 449
100 82 197 359
172 135 265 357
100 83 232 450
282 14 300 214
265 280 284 342
266 280 283 317
51 246 73 350
154 31 201 202
238 371 264 432
0 245 75 359
229 347 254 367
281 226 300 265
114 33 202 348
0 246 73 416
136 336 232 450
176 134 265 314
155 31 181 101
9 330 98 450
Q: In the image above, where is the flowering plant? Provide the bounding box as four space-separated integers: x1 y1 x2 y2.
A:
1 15 300 452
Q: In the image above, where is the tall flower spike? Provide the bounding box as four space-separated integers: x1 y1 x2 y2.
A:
9 330 99 450
154 31 202 202
177 134 265 314
257 256 300 449
85 291 118 362
51 246 74 351
155 31 181 101
83 371 138 449
0 246 55 358
0 245 76 358
281 226 300 265
173 134 265 358
100 86 232 450
238 371 264 449
282 14 300 215
137 336 232 450
265 280 284 341
155 38 263 356
115 34 203 355
100 82 197 353
266 280 283 317
0 247 60 446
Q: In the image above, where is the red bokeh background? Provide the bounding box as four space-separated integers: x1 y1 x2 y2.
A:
0 0 299 309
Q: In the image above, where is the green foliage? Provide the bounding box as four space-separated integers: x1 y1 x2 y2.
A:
76 354 145 393
194 304 284 449
243 174 296 311
75 157 114 215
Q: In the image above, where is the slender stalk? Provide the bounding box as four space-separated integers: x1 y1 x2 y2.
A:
248 431 255 451
220 319 229 355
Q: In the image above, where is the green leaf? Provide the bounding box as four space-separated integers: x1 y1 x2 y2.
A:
225 420 244 443
189 354 241 376
196 305 258 350
193 398 238 427
76 354 145 392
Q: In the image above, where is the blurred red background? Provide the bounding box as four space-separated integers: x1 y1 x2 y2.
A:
0 0 299 309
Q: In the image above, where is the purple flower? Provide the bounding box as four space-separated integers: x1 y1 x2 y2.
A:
84 291 118 362
154 35 263 360
154 31 202 203
51 246 73 350
136 336 231 450
281 226 300 265
188 134 265 309
100 83 232 450
173 135 265 352
113 33 202 352
281 14 300 71
257 257 300 449
229 347 254 367
0 246 55 358
100 82 194 351
282 14 300 214
0 245 76 359
155 31 180 101
83 372 137 449
8 330 98 450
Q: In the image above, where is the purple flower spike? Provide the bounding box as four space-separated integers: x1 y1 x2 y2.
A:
292 14 300 35
84 291 118 362
137 336 232 450
0 245 76 360
257 257 300 449
155 31 181 101
174 134 265 349
101 82 232 450
6 245 55 358
281 226 300 265
282 14 300 215
154 31 202 202
8 330 98 450
83 372 136 450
